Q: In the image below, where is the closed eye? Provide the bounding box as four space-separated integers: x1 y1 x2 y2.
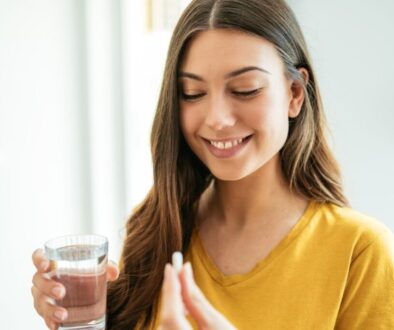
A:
180 88 263 101
181 92 206 101
232 88 263 97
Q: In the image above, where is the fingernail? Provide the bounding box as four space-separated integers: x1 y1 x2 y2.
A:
54 310 67 321
52 286 65 298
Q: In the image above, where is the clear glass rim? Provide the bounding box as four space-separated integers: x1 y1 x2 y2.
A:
44 234 108 250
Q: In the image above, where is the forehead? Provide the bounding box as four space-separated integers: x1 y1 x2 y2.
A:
179 29 284 75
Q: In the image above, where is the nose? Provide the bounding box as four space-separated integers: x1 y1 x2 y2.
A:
205 93 236 131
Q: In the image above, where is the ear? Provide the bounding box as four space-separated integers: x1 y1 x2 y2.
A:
288 68 309 118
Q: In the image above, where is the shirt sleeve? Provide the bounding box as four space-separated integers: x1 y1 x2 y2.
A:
335 227 394 329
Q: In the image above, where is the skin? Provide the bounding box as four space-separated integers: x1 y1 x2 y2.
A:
159 29 309 328
178 29 309 278
31 28 309 329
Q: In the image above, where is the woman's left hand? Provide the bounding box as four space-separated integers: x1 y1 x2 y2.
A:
158 262 236 330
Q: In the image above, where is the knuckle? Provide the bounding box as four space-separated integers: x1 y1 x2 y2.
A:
32 274 43 292
33 273 53 296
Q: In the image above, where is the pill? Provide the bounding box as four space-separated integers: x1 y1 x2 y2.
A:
172 251 183 272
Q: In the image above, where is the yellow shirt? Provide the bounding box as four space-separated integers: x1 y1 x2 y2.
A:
146 201 394 329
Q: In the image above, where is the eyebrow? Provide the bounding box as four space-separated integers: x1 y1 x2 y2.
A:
178 66 271 82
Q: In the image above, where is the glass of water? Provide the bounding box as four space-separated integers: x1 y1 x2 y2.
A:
45 234 108 330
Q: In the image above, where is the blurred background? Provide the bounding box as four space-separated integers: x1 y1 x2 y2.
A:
0 0 393 328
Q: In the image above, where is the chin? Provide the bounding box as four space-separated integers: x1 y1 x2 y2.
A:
207 157 273 182
209 166 252 182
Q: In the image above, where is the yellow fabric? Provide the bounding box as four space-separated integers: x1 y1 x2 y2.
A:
182 201 394 329
140 201 394 329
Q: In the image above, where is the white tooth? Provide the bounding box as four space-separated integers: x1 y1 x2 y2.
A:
211 139 245 149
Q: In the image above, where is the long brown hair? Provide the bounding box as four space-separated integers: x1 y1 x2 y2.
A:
106 0 348 328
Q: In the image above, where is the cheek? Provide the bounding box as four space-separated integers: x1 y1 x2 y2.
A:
180 107 192 136
243 97 281 127
245 93 289 140
180 106 201 143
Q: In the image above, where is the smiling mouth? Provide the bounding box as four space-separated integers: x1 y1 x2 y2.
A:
204 135 253 150
201 134 253 158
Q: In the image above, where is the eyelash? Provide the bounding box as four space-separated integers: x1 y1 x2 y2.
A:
181 88 263 101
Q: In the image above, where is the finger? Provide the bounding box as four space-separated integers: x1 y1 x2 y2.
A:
32 249 50 273
33 287 68 324
32 272 66 301
159 264 191 330
160 264 183 319
63 298 105 323
179 262 215 328
31 285 45 316
40 294 103 325
106 261 119 281
180 262 234 329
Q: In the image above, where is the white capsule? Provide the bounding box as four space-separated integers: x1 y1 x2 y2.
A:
172 251 183 273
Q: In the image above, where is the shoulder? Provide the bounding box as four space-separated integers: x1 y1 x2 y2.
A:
327 204 394 328
313 202 394 258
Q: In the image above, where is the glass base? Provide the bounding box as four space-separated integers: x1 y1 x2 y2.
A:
59 316 105 330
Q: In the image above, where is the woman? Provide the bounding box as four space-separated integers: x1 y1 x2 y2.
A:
31 0 394 329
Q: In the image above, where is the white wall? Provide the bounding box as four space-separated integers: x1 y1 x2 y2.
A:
289 0 394 230
0 0 126 328
0 0 88 328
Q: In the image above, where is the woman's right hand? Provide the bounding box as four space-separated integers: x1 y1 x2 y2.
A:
31 248 119 330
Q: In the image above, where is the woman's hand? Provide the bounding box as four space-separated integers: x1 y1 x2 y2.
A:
31 248 119 330
158 262 236 330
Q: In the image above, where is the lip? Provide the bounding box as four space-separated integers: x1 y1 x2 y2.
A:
202 135 253 159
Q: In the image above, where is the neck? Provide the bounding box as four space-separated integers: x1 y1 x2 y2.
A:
201 154 308 230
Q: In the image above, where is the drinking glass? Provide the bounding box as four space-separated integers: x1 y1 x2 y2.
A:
45 234 108 330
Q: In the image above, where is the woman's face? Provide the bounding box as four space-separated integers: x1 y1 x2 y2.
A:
179 29 304 181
